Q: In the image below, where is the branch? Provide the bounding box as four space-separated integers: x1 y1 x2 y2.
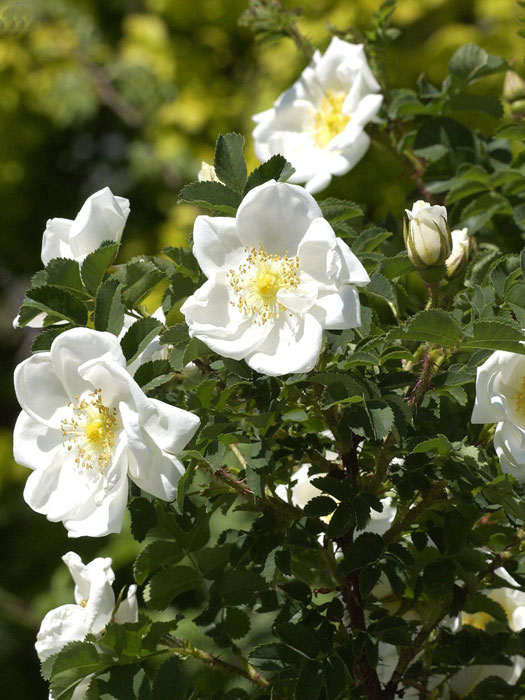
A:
163 636 270 689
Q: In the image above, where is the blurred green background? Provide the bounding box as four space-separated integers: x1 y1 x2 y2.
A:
0 0 522 695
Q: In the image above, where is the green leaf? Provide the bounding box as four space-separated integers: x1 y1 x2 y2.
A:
133 359 173 392
178 181 242 215
115 259 166 307
244 154 295 193
379 252 414 279
326 502 355 539
277 622 320 659
249 643 301 672
25 285 88 326
368 616 412 646
319 198 363 222
151 658 188 700
128 497 157 543
31 325 72 353
213 132 247 192
295 660 324 700
134 540 185 585
462 320 525 354
120 316 163 364
337 533 384 575
161 323 190 346
211 569 266 604
449 93 503 118
393 309 462 347
144 565 202 609
45 258 84 292
365 400 395 440
411 434 454 456
365 272 394 303
449 43 507 83
223 606 251 639
94 277 124 335
303 496 338 517
49 641 110 700
81 242 119 294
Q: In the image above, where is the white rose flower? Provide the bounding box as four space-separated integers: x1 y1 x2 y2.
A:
15 187 130 330
180 180 369 377
36 552 138 699
471 350 525 482
41 187 130 266
404 200 452 269
252 37 383 194
445 227 470 277
13 327 200 537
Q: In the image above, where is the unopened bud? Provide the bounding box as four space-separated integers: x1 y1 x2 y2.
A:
503 70 525 104
445 227 470 278
404 200 452 269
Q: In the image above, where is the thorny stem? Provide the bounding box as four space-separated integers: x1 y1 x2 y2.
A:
383 480 447 545
162 636 270 689
408 344 435 407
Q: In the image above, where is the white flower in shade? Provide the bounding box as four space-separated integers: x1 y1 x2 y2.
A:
252 37 382 194
471 350 525 482
445 227 470 277
41 187 130 266
180 180 369 377
275 463 396 536
15 187 130 330
13 328 200 537
36 552 137 699
403 200 452 269
445 572 525 697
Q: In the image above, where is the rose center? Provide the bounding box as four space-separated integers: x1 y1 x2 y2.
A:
227 245 300 325
61 388 117 472
311 90 350 148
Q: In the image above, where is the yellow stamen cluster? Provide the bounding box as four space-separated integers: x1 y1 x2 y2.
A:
515 376 525 416
311 90 350 148
227 245 300 325
61 388 117 473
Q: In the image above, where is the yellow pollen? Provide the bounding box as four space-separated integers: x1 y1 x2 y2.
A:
61 388 117 473
227 245 300 325
311 90 350 148
85 417 104 443
256 270 280 297
515 376 525 416
80 598 88 608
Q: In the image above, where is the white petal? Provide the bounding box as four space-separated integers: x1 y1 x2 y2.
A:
311 286 362 330
335 238 370 286
494 422 525 482
472 351 514 424
127 444 184 501
143 398 200 455
14 353 69 427
277 283 317 315
51 328 126 400
297 218 338 281
236 181 322 256
62 552 114 605
192 215 245 279
246 313 323 376
181 277 270 360
304 171 333 194
35 604 91 661
41 218 74 266
68 188 130 260
114 585 138 624
13 410 62 470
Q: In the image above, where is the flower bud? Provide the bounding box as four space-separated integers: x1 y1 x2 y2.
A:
404 200 452 269
445 227 470 278
503 70 525 104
